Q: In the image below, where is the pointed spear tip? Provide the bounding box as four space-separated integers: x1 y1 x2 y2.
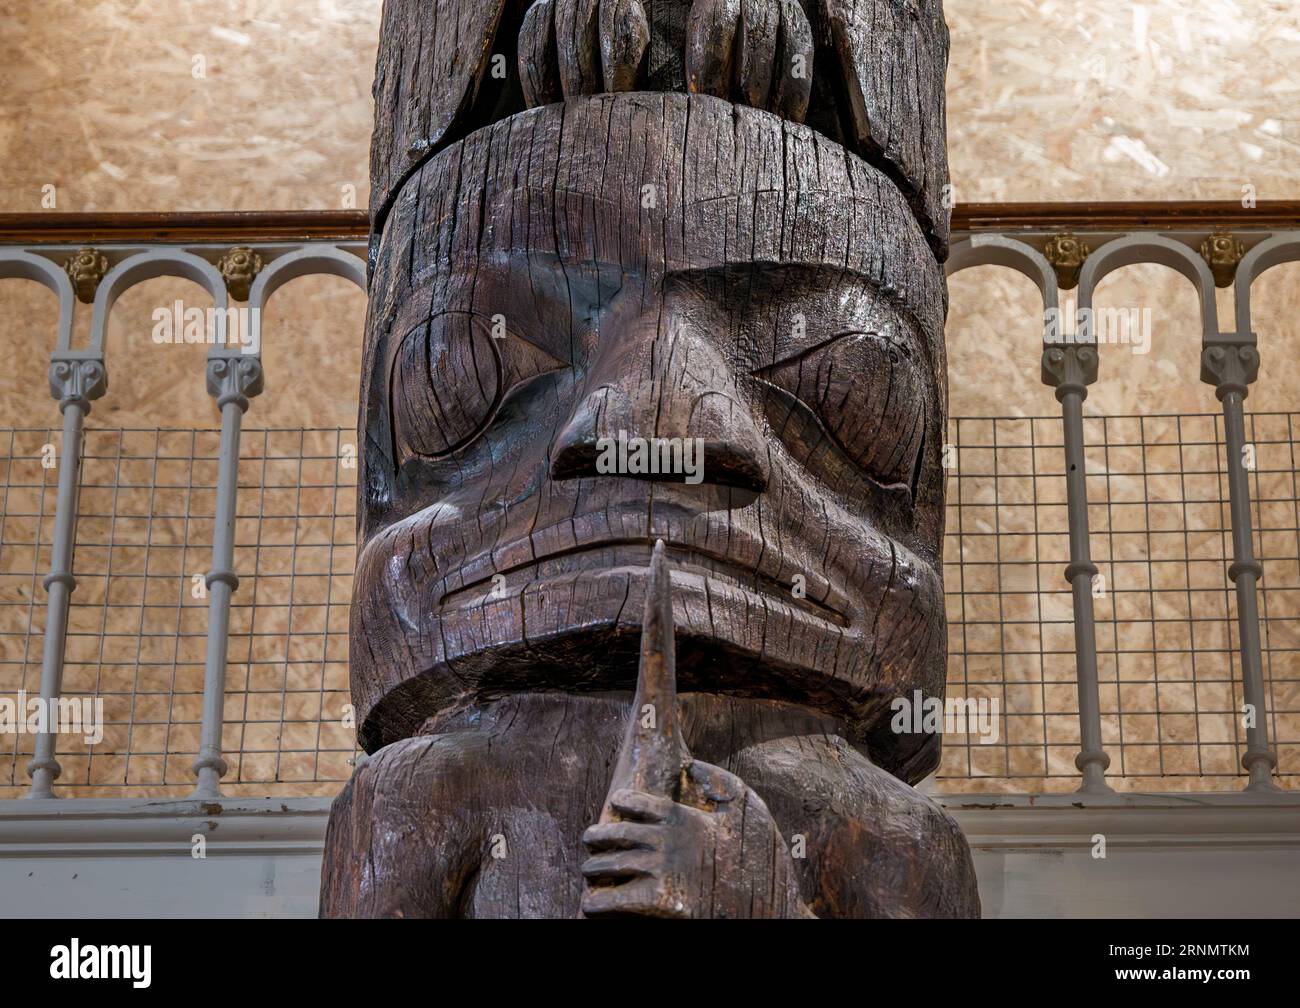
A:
643 538 672 647
604 536 687 800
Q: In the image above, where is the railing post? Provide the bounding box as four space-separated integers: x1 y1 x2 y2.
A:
192 354 263 798
1042 342 1113 794
27 356 107 798
1201 338 1279 791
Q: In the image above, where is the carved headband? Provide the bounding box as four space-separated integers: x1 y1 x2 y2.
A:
369 0 951 256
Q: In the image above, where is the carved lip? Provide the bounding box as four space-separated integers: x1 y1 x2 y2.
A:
438 538 849 627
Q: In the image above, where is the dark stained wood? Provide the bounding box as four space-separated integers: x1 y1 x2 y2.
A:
325 82 978 917
4 201 1299 247
812 0 951 256
323 0 978 920
321 543 975 918
353 91 949 756
579 541 809 918
368 1 952 253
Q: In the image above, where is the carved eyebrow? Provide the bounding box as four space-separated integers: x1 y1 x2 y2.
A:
751 329 909 375
665 262 876 286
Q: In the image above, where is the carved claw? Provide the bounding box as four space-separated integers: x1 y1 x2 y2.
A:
686 0 812 122
520 0 648 106
519 0 563 107
600 0 651 93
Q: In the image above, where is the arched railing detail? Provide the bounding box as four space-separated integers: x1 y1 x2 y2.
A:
1077 234 1219 343
0 250 77 351
90 249 230 353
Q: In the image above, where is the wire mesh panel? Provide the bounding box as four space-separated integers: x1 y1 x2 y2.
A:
937 413 1300 793
0 428 59 791
224 428 356 795
0 416 1296 797
0 426 358 798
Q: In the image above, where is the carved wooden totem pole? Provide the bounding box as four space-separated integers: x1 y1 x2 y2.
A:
320 0 980 918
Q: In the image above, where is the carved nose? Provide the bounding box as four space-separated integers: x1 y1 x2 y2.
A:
550 375 769 493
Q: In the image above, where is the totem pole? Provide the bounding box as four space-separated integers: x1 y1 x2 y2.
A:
320 0 980 918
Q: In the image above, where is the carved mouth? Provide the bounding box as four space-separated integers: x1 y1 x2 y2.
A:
438 539 848 627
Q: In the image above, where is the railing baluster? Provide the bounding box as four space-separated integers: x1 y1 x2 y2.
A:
192 354 263 798
1201 340 1279 791
28 356 106 798
1042 343 1113 794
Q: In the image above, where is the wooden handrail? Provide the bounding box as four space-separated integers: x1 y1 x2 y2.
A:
0 211 369 245
954 201 1300 232
3 202 1300 245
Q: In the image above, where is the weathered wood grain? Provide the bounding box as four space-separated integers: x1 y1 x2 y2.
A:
320 693 978 917
813 0 952 255
326 0 973 919
355 94 948 784
367 1 951 255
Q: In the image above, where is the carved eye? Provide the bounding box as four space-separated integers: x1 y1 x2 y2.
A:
756 331 928 494
389 312 566 461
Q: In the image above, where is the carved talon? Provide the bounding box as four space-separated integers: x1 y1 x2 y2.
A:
686 0 812 121
520 0 649 105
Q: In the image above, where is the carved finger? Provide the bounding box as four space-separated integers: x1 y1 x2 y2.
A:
735 0 779 110
680 757 746 805
556 0 603 97
582 877 686 918
599 0 649 92
770 0 813 123
519 0 563 108
685 0 742 98
582 820 662 851
581 849 659 882
607 787 674 823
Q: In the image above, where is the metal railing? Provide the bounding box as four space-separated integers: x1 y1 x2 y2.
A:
2 413 1298 797
2 205 1300 799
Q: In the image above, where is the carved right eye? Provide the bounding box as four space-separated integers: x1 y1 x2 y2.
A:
389 312 567 461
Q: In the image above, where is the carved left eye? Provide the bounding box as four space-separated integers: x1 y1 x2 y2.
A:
755 331 928 493
389 312 566 462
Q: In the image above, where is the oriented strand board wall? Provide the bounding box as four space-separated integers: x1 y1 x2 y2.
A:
2 1 1300 796
4 1 1300 421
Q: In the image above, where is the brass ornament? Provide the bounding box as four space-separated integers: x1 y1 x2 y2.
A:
217 246 264 302
63 247 109 304
1043 232 1091 290
1200 231 1246 289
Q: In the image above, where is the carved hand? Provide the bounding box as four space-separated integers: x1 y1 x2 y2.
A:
580 541 812 918
582 764 811 918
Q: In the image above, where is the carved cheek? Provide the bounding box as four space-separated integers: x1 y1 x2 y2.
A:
389 314 501 460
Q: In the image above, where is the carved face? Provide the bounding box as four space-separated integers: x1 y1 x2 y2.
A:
353 94 948 779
